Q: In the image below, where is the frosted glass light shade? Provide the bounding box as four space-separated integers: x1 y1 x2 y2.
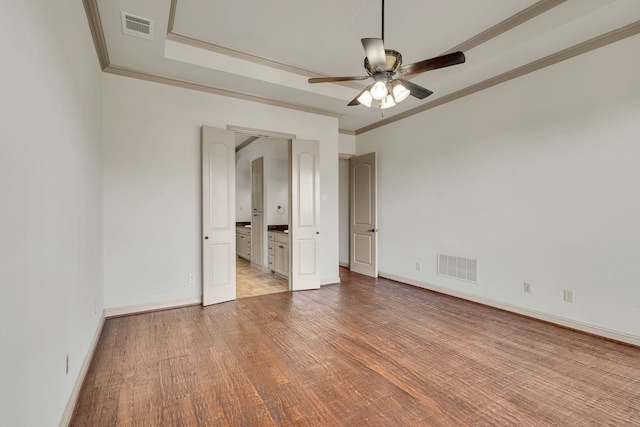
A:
370 81 388 100
357 90 373 107
380 94 396 109
393 83 410 103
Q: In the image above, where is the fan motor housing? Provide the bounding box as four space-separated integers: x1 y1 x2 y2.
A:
364 49 402 75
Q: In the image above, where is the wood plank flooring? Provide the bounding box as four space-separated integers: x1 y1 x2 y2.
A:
236 257 289 299
71 268 640 426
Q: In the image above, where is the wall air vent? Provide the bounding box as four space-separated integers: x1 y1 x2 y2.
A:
438 254 478 284
121 12 154 40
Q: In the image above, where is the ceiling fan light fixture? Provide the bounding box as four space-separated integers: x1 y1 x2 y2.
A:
370 81 388 100
392 82 410 103
380 94 396 109
357 90 373 107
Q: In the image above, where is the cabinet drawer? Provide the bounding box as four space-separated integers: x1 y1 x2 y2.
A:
236 227 251 236
268 232 275 241
274 233 289 244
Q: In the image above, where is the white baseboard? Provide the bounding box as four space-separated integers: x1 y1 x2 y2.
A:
321 277 341 286
59 310 106 427
378 271 640 347
339 262 349 268
105 296 202 318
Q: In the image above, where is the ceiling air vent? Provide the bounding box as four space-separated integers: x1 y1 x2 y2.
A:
121 12 153 40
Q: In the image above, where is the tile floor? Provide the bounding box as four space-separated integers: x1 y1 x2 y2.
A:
236 257 289 298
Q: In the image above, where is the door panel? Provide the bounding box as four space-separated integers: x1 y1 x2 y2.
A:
290 139 320 290
251 212 263 267
350 152 377 277
298 238 317 275
202 126 236 305
353 234 373 264
251 157 264 213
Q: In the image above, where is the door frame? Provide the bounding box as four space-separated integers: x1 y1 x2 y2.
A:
227 125 302 293
347 152 378 278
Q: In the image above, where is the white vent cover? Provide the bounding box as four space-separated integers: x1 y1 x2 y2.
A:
121 12 154 40
438 254 478 284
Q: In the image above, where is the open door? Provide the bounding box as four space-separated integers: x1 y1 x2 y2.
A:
290 139 321 290
202 126 236 305
350 152 378 277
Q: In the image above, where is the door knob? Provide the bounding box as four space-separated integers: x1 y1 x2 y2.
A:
367 229 378 232
205 236 209 239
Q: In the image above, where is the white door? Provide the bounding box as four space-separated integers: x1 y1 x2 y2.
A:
251 211 263 268
202 126 236 305
350 152 378 277
290 139 321 290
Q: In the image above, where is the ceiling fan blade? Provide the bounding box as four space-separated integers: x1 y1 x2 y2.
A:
397 51 465 77
348 85 374 106
396 79 433 99
362 38 387 72
308 76 370 84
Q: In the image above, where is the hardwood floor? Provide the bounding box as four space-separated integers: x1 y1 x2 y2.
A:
71 268 640 426
236 257 289 298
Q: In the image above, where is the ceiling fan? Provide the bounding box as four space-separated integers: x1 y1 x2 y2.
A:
308 0 465 111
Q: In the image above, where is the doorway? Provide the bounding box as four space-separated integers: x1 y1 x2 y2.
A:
339 152 378 278
235 134 290 298
201 125 321 306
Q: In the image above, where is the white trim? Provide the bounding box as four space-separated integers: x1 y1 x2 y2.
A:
321 277 341 286
378 271 640 347
103 65 342 119
58 310 106 427
339 262 350 268
227 124 296 140
105 297 202 318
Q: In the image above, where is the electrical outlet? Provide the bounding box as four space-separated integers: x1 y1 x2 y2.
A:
564 289 574 303
66 355 69 375
188 273 196 284
416 263 422 271
524 282 532 293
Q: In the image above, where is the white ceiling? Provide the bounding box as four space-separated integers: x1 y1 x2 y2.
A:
94 0 640 132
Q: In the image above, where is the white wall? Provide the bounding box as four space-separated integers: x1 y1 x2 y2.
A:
356 35 640 342
339 133 356 156
103 73 340 309
0 1 104 426
236 138 289 226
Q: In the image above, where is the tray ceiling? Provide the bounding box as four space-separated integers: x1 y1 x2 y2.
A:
89 0 640 133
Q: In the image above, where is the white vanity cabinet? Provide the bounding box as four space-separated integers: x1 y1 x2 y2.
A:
236 226 251 260
268 231 289 278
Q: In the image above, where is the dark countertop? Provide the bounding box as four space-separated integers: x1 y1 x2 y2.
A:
268 225 288 232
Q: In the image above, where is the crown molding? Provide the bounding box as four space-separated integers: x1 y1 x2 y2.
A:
166 0 363 91
338 129 356 136
235 136 259 153
167 0 178 35
82 0 109 70
356 21 640 135
83 0 342 119
445 0 567 54
103 65 342 118
165 32 365 92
